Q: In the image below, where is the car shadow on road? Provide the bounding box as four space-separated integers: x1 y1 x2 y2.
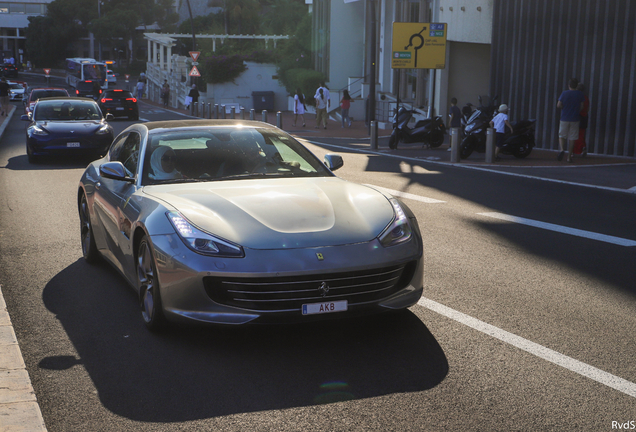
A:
2 154 98 170
41 259 449 422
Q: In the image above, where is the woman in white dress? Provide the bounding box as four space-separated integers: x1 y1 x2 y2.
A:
293 88 306 127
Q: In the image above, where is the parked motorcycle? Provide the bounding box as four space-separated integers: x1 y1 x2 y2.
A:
460 109 536 159
389 107 446 149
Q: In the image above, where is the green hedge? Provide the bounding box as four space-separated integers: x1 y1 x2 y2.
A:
279 68 326 106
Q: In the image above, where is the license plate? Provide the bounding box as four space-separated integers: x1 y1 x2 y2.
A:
302 300 347 315
116 107 124 110
67 142 80 147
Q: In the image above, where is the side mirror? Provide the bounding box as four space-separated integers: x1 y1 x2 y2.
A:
105 113 114 121
99 161 134 182
20 114 31 121
324 154 343 171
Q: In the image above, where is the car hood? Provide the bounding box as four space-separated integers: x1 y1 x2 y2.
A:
37 120 104 133
144 178 394 250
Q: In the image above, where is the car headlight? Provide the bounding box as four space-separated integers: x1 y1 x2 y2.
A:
378 198 412 247
167 211 244 257
27 125 48 136
95 123 111 135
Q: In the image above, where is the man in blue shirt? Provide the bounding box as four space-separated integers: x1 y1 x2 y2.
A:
557 78 585 162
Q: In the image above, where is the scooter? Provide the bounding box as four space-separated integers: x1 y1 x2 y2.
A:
389 107 446 149
460 109 536 159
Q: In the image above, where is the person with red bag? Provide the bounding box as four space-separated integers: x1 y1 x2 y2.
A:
574 82 590 156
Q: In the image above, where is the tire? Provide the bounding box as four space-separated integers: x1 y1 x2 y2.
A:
137 236 167 331
459 136 476 159
512 144 532 158
26 144 39 164
389 134 398 149
428 130 444 148
79 193 100 263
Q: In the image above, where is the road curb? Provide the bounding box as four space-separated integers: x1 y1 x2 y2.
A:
0 285 47 431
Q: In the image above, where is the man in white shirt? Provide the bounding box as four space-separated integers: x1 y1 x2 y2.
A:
314 82 330 109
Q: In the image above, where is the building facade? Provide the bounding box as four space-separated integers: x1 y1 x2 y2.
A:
0 0 51 64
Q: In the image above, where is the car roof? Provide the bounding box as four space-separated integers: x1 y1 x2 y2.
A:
37 97 97 103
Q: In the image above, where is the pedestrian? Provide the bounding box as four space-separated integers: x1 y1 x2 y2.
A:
315 88 328 129
314 82 330 109
0 78 10 116
292 88 306 127
574 82 590 156
489 104 513 161
188 84 199 106
557 78 585 163
447 97 462 151
340 89 353 128
161 80 170 107
136 79 145 99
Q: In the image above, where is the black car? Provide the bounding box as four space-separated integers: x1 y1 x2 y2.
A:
0 63 18 78
98 89 139 120
74 80 102 100
21 97 114 163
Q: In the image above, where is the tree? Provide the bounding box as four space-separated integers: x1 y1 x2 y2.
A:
89 9 140 62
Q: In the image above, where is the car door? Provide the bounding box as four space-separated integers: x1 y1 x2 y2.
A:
92 132 141 271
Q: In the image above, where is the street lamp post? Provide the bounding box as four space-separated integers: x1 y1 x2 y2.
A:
367 0 376 134
97 0 102 61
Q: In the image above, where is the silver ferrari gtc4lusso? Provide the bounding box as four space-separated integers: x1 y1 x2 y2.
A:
78 120 423 330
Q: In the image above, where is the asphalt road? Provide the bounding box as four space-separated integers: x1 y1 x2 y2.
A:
1 79 635 431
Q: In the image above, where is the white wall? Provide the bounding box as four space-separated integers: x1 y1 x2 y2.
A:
328 0 365 91
438 0 493 44
207 62 288 111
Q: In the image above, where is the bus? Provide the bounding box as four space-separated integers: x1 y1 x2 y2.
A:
65 58 108 90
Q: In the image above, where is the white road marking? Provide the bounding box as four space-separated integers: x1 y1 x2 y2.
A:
478 212 636 247
418 297 636 399
365 185 446 204
304 140 636 195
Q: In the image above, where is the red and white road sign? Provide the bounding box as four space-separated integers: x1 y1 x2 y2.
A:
189 51 201 62
189 66 201 77
43 68 51 75
125 74 130 81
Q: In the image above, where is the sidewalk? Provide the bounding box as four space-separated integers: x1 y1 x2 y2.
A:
141 98 636 169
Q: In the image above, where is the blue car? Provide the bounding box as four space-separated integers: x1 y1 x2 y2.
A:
22 97 114 163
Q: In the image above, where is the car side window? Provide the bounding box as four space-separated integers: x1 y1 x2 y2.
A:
108 133 128 162
116 133 141 177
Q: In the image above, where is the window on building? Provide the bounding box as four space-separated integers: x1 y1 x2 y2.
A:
26 4 43 14
0 3 9 13
9 3 25 13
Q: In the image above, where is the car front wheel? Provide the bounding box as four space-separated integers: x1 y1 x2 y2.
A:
79 193 99 263
137 236 167 331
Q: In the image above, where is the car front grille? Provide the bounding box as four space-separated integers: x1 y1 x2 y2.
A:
203 262 417 312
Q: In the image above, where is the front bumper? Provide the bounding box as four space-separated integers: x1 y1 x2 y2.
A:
150 233 424 325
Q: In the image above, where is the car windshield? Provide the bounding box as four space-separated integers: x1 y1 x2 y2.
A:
142 126 333 185
33 100 103 121
9 84 22 90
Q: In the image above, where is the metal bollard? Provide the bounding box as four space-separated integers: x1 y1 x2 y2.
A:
240 107 245 120
450 128 460 163
370 121 378 149
213 104 219 119
276 111 283 129
262 110 268 123
230 106 236 119
220 105 226 119
485 128 495 163
200 102 204 118
207 103 211 119
250 109 255 120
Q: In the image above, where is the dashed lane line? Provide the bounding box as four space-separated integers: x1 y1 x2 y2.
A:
478 212 636 247
418 297 636 399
